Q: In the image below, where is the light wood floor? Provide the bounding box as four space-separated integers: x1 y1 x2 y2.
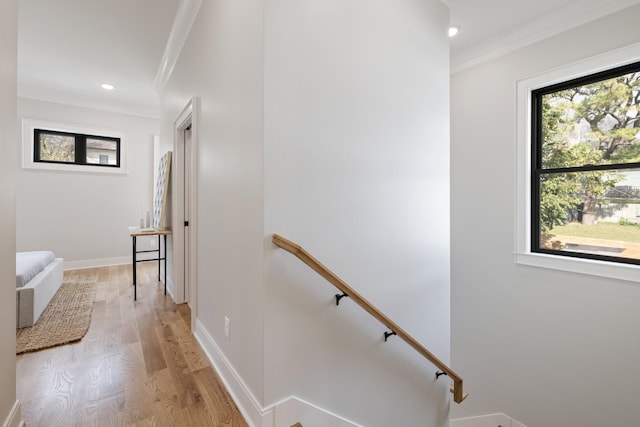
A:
17 263 248 427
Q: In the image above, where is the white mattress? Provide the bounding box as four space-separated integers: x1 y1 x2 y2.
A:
16 251 55 288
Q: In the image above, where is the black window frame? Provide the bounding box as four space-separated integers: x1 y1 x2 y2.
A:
531 60 640 266
33 128 121 168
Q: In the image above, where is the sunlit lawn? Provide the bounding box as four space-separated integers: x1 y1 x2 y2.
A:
549 222 640 243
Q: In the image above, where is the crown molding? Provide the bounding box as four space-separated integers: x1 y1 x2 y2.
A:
153 0 203 93
451 0 640 74
17 89 161 120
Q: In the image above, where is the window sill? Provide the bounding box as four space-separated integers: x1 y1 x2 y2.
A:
515 251 640 284
22 161 126 175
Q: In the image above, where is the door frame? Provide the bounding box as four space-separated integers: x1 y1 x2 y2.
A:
172 97 199 331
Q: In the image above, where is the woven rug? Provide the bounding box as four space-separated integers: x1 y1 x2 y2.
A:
16 282 96 354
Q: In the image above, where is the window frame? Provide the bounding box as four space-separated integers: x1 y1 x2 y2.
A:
33 128 121 168
530 61 640 266
22 118 127 174
516 42 640 283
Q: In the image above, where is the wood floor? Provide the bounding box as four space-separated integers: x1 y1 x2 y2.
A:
17 263 248 427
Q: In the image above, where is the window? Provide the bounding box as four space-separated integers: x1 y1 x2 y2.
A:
516 42 640 282
34 129 120 168
22 119 127 174
531 62 640 265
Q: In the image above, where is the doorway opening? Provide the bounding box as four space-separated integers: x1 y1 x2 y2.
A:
173 97 199 332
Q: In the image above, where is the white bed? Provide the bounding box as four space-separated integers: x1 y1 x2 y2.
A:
16 251 64 328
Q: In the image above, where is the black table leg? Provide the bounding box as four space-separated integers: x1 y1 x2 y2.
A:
132 235 137 300
163 234 167 295
157 235 161 281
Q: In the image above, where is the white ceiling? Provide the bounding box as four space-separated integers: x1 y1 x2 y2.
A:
449 0 579 54
18 0 180 118
16 0 640 117
449 0 640 71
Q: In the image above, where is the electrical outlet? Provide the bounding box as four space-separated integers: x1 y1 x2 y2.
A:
224 316 230 338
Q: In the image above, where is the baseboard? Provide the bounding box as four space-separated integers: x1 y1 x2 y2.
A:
64 256 130 270
193 320 362 427
2 400 23 427
194 320 271 427
165 275 174 299
268 396 361 427
451 413 527 427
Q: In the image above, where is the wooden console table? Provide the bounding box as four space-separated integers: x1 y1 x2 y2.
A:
129 227 172 300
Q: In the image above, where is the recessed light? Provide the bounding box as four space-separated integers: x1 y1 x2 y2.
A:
448 26 460 38
101 83 115 90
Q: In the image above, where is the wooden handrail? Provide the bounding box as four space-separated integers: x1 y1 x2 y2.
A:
272 234 468 403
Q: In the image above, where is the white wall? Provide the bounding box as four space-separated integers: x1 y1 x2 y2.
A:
162 1 452 426
159 0 266 409
263 0 451 426
451 5 640 427
16 98 159 268
0 0 18 423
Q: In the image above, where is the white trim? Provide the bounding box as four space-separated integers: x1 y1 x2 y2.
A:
193 320 362 427
17 93 160 120
2 400 23 427
194 320 269 427
187 98 199 331
171 104 187 304
171 101 192 304
165 275 175 300
63 256 130 270
451 412 527 427
269 396 361 427
153 0 203 93
171 98 199 306
452 0 640 74
515 42 640 283
21 118 127 175
153 135 160 197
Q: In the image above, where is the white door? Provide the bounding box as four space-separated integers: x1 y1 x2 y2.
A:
184 126 192 302
174 97 199 331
